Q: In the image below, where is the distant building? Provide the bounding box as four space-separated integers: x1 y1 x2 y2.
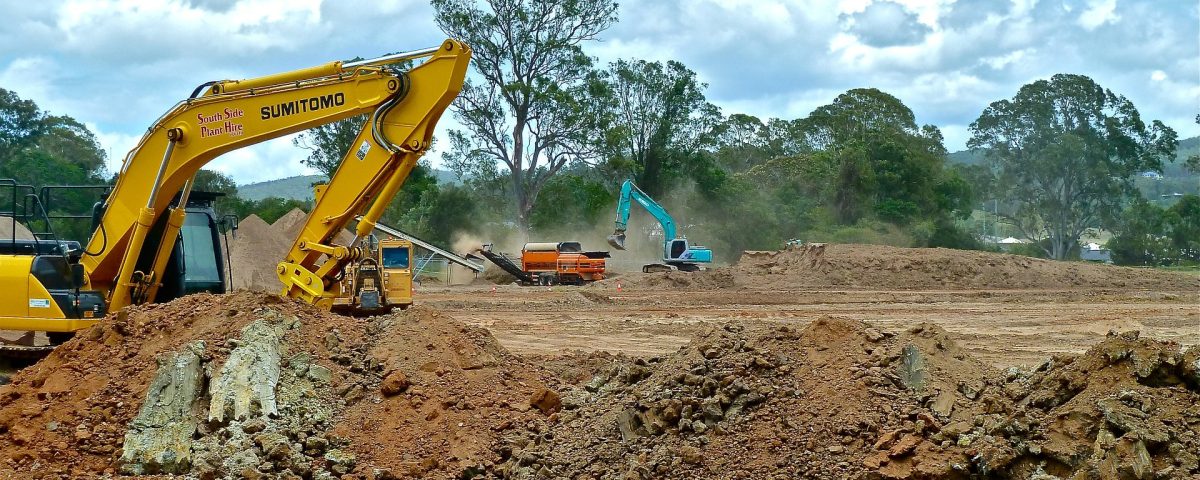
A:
996 237 1028 252
1140 171 1163 180
1080 242 1112 263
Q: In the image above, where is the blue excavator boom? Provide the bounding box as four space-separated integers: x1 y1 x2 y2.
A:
607 180 712 272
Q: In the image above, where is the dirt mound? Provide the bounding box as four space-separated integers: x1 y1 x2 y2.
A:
0 293 559 479
270 207 310 239
734 243 1200 290
593 269 736 290
498 318 1199 479
499 317 993 478
229 214 292 292
0 216 34 240
616 243 1200 291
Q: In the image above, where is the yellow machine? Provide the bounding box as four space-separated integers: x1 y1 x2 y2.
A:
331 237 413 314
0 40 470 347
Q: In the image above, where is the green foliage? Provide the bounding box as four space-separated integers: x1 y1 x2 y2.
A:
529 174 613 233
1109 199 1174 266
0 88 109 242
293 115 368 178
0 88 46 156
796 88 952 227
968 74 1178 260
600 59 719 196
369 163 480 245
1110 194 1200 266
433 0 618 232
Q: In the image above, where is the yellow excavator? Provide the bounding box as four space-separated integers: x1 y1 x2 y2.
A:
0 40 470 353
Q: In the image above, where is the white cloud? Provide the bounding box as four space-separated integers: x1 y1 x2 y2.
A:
841 1 932 47
1078 0 1120 30
206 134 319 185
2 0 1197 178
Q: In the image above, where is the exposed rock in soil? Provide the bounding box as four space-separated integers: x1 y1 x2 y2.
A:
0 291 1194 479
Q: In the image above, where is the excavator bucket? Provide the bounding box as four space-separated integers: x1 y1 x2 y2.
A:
607 232 627 250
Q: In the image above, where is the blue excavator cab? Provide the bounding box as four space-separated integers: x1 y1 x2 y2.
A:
607 180 712 272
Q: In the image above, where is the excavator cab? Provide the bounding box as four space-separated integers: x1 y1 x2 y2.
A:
333 237 413 315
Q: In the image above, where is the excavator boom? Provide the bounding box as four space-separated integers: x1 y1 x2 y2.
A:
607 179 713 271
277 40 471 309
0 39 470 338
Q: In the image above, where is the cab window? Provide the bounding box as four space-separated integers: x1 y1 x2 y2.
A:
381 247 410 268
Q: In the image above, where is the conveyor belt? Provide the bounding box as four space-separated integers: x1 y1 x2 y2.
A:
355 217 483 272
472 248 533 283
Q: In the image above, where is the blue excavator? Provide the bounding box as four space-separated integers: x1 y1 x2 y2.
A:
607 179 713 273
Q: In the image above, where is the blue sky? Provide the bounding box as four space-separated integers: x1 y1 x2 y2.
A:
1 0 1196 184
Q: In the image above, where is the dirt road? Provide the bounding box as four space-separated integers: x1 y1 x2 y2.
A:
418 283 1199 368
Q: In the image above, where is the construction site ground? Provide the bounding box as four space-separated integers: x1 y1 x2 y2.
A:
418 284 1199 369
1 243 1198 479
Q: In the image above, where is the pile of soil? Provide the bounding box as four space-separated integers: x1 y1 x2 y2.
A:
272 208 310 240
0 292 560 479
0 216 34 240
612 243 1200 290
1 291 1195 479
228 215 293 292
501 318 1200 479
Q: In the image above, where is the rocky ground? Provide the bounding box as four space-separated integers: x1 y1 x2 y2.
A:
0 244 1196 479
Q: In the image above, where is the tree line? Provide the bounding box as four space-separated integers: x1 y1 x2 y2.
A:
3 0 1196 269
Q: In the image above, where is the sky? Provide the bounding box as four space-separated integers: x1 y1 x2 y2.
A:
1 0 1196 185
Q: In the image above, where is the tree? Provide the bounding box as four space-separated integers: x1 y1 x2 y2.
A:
1109 199 1172 266
432 0 618 233
1186 115 1200 174
293 115 368 178
0 88 46 159
1165 194 1200 263
799 88 952 225
602 59 718 196
969 74 1178 260
37 116 107 176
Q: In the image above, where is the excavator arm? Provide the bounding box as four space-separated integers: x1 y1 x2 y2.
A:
79 40 469 313
607 180 678 259
276 41 470 309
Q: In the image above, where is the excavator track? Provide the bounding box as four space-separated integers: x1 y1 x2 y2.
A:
0 343 55 360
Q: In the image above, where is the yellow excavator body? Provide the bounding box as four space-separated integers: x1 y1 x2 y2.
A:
0 40 470 348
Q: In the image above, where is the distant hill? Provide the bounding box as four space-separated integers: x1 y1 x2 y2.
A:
432 168 461 185
946 148 986 166
237 168 461 202
238 175 326 202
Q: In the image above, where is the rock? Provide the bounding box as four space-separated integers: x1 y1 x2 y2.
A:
931 389 955 418
677 446 703 464
828 445 845 454
324 449 356 476
1114 438 1152 480
874 430 902 450
119 341 206 475
1097 398 1170 445
864 328 885 342
700 398 724 422
616 409 644 441
887 434 922 458
306 363 332 384
957 380 983 400
208 320 283 423
898 345 927 392
380 371 410 396
530 388 562 414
